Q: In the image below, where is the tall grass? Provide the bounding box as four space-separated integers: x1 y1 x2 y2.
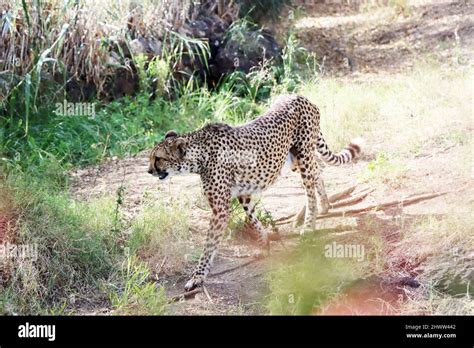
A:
106 256 169 315
0 176 123 314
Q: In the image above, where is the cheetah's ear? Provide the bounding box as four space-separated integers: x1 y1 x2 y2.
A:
165 130 178 140
171 138 186 159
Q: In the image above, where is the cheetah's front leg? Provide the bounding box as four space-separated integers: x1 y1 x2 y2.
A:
238 195 269 255
184 192 230 291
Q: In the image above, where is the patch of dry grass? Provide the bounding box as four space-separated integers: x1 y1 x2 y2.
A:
301 63 472 156
300 62 472 189
393 209 474 314
128 199 191 275
1 0 210 96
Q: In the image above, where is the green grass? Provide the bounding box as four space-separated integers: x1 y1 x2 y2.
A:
266 234 366 315
106 256 168 315
128 199 191 274
228 197 276 241
0 176 123 314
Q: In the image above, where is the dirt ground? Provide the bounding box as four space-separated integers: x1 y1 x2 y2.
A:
283 0 474 75
69 140 473 314
69 0 473 315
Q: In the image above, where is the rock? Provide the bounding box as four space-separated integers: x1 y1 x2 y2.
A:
421 251 474 296
211 27 281 80
174 14 281 86
58 13 280 101
129 37 163 59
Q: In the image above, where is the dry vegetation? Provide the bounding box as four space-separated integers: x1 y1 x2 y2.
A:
1 0 472 315
0 0 217 95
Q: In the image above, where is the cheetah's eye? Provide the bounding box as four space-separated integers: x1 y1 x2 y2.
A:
156 156 169 163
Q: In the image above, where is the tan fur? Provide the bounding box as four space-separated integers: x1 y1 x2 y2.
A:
148 95 362 290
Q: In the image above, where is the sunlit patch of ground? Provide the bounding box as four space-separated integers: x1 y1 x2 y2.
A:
272 0 473 75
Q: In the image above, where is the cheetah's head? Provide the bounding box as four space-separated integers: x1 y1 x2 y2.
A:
148 130 188 180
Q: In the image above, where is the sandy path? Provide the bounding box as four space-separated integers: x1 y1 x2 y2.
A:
68 140 472 315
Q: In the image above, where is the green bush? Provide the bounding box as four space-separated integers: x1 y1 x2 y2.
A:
266 235 365 315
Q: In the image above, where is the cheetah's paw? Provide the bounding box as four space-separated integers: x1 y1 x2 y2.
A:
184 275 204 292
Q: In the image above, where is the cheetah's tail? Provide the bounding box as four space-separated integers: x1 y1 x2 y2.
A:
316 131 364 166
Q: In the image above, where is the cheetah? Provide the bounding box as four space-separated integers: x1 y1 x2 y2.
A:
148 95 363 291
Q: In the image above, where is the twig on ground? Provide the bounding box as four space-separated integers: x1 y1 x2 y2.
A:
330 188 374 209
273 214 297 224
169 288 202 303
168 257 261 303
276 190 446 226
273 184 360 224
269 225 357 240
202 286 213 304
315 191 448 220
208 257 260 278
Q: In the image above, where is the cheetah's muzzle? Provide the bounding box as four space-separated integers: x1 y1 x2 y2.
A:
158 171 168 180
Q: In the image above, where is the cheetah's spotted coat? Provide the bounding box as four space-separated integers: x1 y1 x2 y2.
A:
148 95 362 291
